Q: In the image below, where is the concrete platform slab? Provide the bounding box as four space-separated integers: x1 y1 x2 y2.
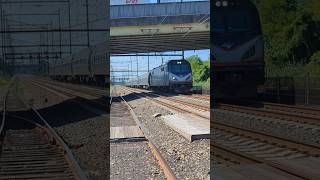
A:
110 126 145 142
162 113 210 141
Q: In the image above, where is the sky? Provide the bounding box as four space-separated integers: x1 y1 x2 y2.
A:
110 49 209 81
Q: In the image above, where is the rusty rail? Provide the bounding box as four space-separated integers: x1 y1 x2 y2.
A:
0 80 87 179
218 103 320 125
119 95 177 180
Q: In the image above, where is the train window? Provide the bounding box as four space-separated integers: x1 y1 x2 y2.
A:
169 64 191 74
213 7 258 33
161 67 164 71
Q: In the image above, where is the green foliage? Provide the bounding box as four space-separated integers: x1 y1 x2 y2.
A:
186 55 210 88
254 0 320 76
310 51 320 64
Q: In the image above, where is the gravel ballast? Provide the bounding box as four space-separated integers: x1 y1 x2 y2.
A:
118 87 210 180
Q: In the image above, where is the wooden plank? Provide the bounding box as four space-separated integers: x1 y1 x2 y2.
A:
162 113 210 141
110 126 145 142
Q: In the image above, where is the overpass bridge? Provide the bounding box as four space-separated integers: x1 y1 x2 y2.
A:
110 1 210 55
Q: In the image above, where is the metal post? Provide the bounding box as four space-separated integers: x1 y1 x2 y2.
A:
148 54 149 72
276 76 280 103
38 53 41 74
85 0 90 47
68 0 72 54
136 55 138 78
58 10 62 61
0 6 5 74
130 57 132 79
305 73 310 105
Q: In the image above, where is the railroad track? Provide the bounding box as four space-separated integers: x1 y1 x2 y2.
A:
111 88 176 180
255 101 320 116
186 94 210 101
217 102 320 126
212 122 320 179
31 78 107 98
25 78 108 110
0 79 87 179
124 86 320 179
126 87 209 112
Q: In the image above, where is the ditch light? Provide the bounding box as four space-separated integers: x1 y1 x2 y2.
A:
215 1 228 7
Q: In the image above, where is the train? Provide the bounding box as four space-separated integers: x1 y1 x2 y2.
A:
125 59 193 92
49 42 109 86
212 0 265 99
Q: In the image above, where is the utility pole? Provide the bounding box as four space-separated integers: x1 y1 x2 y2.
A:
85 0 90 47
0 5 4 74
182 50 185 59
68 0 72 54
136 55 138 78
58 10 62 61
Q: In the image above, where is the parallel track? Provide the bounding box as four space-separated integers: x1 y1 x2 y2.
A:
0 81 87 180
217 103 320 126
30 78 177 179
125 86 320 179
127 88 210 112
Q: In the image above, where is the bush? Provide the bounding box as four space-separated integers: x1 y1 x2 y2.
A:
254 0 320 76
187 55 210 88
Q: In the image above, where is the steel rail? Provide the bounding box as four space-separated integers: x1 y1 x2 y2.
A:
31 107 88 180
29 80 108 110
128 88 210 112
8 80 87 179
128 87 320 154
213 122 320 156
119 94 177 180
125 86 320 179
0 90 7 137
0 80 14 137
212 142 317 180
125 87 209 119
258 101 320 115
218 103 320 125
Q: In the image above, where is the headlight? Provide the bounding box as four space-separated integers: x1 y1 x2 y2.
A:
242 46 256 60
172 77 176 80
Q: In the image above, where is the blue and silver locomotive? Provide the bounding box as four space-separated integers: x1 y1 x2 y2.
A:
126 59 193 92
212 0 265 98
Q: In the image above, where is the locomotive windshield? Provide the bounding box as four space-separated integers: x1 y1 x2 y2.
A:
168 60 191 75
213 4 261 34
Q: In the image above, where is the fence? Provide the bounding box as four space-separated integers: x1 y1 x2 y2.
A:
192 86 210 95
260 75 320 105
